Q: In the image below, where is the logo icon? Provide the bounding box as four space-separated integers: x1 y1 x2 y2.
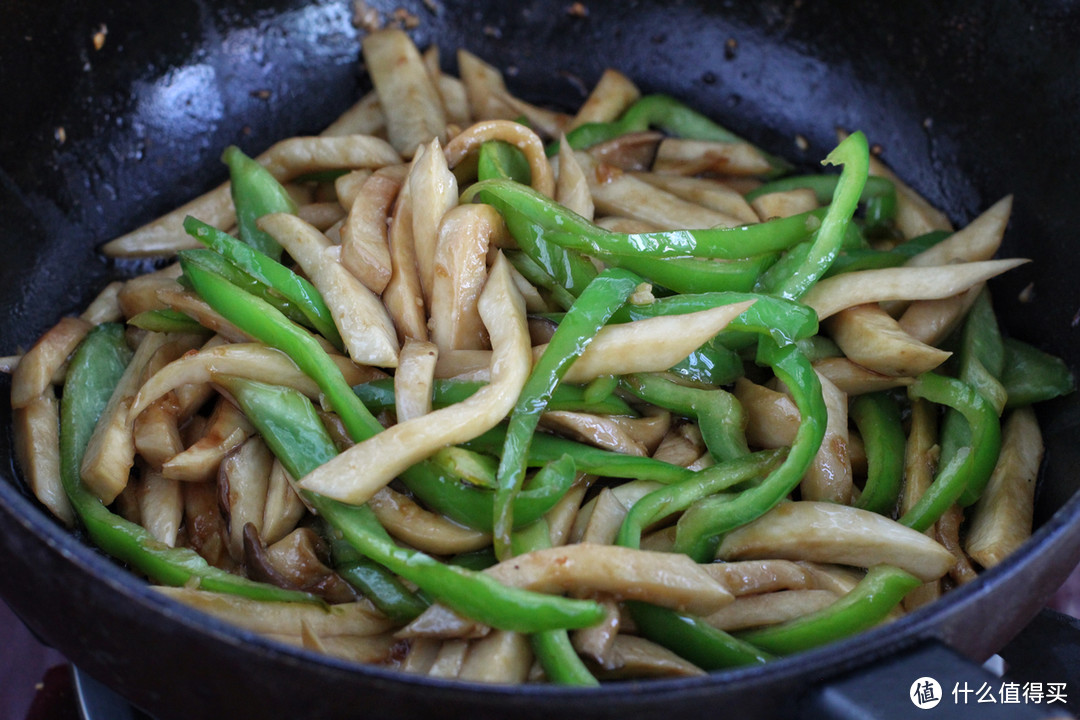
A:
911 677 943 709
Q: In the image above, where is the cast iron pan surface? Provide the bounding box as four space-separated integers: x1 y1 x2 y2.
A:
1 1 1079 718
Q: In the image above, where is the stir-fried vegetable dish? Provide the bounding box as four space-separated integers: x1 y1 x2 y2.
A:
5 28 1074 684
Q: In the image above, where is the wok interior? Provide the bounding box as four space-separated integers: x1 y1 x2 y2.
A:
0 0 1078 715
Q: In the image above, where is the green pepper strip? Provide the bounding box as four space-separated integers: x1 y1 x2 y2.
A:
183 216 344 351
621 373 749 462
628 601 773 670
1001 337 1076 408
468 177 825 261
478 140 532 185
938 290 1007 507
745 174 897 233
611 291 819 349
615 449 785 550
600 251 777 295
467 182 598 304
555 94 790 176
668 339 746 386
899 373 1002 530
181 260 377 442
673 338 827 562
823 230 949 278
218 375 605 633
494 268 643 557
127 308 209 335
737 565 921 655
850 392 906 515
330 538 429 623
177 248 313 329
223 145 297 261
754 131 870 300
59 325 317 603
512 520 599 686
504 251 580 310
467 426 695 485
352 377 637 417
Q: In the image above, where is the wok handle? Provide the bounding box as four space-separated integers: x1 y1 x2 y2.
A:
799 609 1079 720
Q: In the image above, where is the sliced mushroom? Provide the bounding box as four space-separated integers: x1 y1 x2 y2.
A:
652 138 774 177
826 303 951 377
717 501 954 582
568 68 640 129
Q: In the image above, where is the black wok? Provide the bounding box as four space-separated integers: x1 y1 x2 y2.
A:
1 1 1079 718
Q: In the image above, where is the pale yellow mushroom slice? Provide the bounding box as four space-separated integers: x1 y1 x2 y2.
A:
587 132 664 173
261 459 306 546
585 161 744 230
128 343 380 420
907 195 1012 267
155 586 395 637
652 423 708 469
137 470 183 547
800 258 1027 321
826 303 952 377
383 151 430 342
456 49 518 121
288 631 398 665
298 254 529 504
898 285 983 347
750 187 819 221
13 386 73 525
569 69 641 129
428 640 471 679
700 559 816 596
81 332 172 504
161 397 254 483
133 338 201 469
898 398 942 611
717 501 954 582
394 339 439 422
555 300 756 384
544 476 591 548
492 90 571 140
400 638 442 675
421 45 472 129
80 281 126 324
258 213 399 367
570 597 621 668
704 589 840 632
652 138 774 177
410 137 459 303
733 377 799 449
295 202 346 231
629 172 759 225
812 357 914 396
799 372 853 504
966 407 1043 569
10 316 92 408
339 171 399 294
556 135 595 220
332 169 373 210
155 287 254 343
457 631 533 684
540 411 650 458
429 206 501 353
361 28 447 157
485 544 733 616
102 136 400 258
596 635 706 679
116 264 183 318
570 479 662 545
578 488 633 546
935 504 978 585
368 487 490 555
221 435 274 561
443 120 556 198
319 90 385 138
